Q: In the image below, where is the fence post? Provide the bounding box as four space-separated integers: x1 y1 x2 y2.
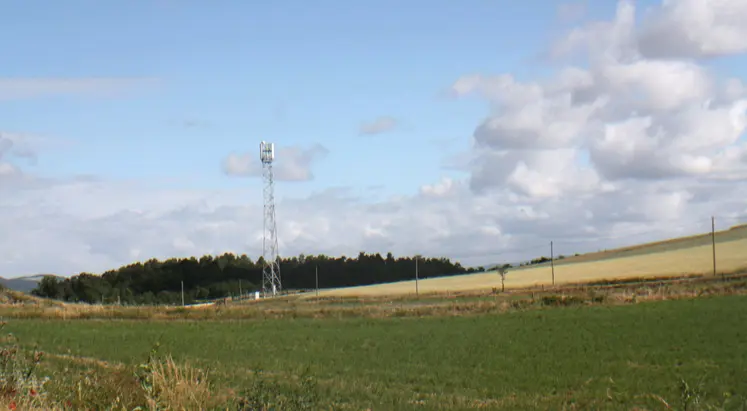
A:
415 257 420 296
550 241 555 286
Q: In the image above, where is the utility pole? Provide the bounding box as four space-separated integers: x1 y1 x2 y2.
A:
712 216 717 277
315 265 319 297
239 279 243 300
181 281 185 306
550 241 555 286
415 256 419 296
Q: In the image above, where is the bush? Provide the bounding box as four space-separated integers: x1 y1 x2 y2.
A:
540 295 585 307
0 323 50 409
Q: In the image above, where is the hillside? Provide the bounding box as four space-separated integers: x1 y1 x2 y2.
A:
546 223 747 267
0 287 61 306
317 226 747 297
0 274 59 293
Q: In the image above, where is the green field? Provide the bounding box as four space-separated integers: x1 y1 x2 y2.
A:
6 294 747 410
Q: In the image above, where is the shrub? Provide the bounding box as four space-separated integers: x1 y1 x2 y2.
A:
540 295 585 307
0 328 219 410
0 323 50 409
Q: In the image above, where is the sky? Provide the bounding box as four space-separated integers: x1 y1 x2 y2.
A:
2 0 747 277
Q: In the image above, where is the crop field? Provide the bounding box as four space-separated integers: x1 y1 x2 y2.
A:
317 227 747 298
553 224 747 266
1 230 746 409
4 293 747 410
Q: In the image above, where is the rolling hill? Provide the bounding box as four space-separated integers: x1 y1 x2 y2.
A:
315 224 747 298
0 274 59 293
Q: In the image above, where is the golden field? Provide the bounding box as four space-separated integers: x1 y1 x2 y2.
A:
315 230 747 298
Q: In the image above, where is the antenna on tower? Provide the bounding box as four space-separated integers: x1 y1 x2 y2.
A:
260 141 281 297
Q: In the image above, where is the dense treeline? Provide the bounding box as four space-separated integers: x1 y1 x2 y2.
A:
32 252 478 305
518 253 578 267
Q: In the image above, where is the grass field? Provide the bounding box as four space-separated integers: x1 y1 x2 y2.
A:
317 226 747 298
4 294 747 410
1 229 746 409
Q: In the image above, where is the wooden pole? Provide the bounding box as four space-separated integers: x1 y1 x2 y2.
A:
712 216 717 277
415 257 419 296
181 281 185 306
550 241 555 286
315 265 319 297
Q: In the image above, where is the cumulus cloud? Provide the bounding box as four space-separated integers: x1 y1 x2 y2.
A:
222 144 329 182
420 178 459 198
637 0 747 59
359 116 398 135
2 0 747 278
456 0 747 194
0 132 40 180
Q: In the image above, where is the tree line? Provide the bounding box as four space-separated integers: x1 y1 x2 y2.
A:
32 252 479 305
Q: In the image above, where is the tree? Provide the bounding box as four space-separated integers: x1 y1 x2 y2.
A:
32 251 484 305
33 276 62 299
497 264 510 292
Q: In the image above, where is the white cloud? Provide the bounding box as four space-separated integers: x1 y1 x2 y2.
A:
2 0 747 278
359 116 398 135
0 163 20 178
456 0 747 192
2 162 746 277
420 177 459 198
505 150 602 198
553 0 747 60
222 144 329 182
550 0 637 63
0 132 39 180
637 0 747 59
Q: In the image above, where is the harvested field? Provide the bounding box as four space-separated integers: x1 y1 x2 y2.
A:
551 223 747 266
317 235 747 298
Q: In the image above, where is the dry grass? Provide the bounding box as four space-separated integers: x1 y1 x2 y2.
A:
2 272 743 322
317 237 747 297
0 397 64 411
0 290 63 308
0 349 215 411
143 355 212 411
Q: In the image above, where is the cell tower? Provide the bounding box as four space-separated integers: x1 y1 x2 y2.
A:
260 141 281 297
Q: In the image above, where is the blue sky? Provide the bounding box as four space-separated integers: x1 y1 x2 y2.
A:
0 0 634 199
3 0 747 276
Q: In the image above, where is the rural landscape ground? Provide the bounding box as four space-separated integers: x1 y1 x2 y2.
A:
6 0 747 409
0 229 746 410
317 224 747 298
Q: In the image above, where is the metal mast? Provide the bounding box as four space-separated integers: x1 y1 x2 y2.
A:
260 141 281 297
